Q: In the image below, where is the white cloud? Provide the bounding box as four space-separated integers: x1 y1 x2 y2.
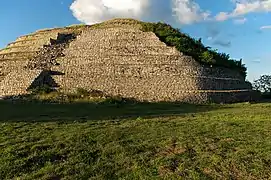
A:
233 17 247 24
70 0 211 25
172 0 210 24
70 0 150 25
260 25 271 30
215 12 230 21
215 0 271 21
252 59 261 63
207 36 213 40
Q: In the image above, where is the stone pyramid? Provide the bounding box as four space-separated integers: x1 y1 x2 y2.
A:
0 18 255 103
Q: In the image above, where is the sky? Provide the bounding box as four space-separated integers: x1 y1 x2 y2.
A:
0 0 270 81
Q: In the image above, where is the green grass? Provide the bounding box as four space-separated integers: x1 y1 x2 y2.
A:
0 100 271 179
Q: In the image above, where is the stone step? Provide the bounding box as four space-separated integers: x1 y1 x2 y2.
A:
64 45 178 56
52 72 250 99
3 45 30 49
0 46 41 54
16 33 57 43
0 57 30 62
16 34 43 41
69 38 165 47
7 40 43 47
57 68 244 81
35 27 85 34
3 29 80 55
7 38 39 46
7 37 51 47
15 28 80 42
79 29 157 40
58 55 191 67
53 62 246 90
88 26 142 32
56 56 242 80
76 34 158 42
0 51 37 59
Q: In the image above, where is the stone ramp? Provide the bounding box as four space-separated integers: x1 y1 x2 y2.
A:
0 69 42 97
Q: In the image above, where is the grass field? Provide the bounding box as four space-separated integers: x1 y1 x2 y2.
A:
0 100 271 180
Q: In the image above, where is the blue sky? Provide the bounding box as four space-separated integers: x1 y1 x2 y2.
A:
0 0 270 81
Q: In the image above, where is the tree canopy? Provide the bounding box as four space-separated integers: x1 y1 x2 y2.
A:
253 75 271 93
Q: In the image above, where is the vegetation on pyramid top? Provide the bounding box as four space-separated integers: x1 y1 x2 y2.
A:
139 22 247 77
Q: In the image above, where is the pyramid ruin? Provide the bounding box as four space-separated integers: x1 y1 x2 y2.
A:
0 18 255 103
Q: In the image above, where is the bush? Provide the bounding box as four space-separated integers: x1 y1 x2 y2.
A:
200 51 215 64
103 96 125 105
76 88 105 98
89 89 104 98
76 88 90 97
100 95 137 105
252 75 271 99
29 85 55 95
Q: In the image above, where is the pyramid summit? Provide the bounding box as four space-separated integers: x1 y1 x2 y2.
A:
0 18 256 103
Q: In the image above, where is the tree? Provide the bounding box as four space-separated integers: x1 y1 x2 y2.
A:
253 75 271 93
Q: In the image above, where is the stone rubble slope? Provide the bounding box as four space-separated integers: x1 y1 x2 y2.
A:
0 26 86 96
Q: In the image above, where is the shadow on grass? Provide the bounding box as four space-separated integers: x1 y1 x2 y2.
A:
0 95 228 122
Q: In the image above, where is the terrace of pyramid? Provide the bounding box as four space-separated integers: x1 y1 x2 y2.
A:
0 18 256 103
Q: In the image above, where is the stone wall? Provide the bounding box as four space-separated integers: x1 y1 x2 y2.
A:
51 26 253 103
0 69 42 96
0 20 256 103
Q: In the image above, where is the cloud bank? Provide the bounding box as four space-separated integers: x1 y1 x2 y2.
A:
70 0 271 26
70 0 210 25
70 0 150 24
215 0 271 21
260 25 271 30
172 0 210 24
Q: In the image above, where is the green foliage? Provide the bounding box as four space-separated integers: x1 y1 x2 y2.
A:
76 88 105 98
66 24 86 28
253 75 271 98
89 89 105 98
200 51 215 64
28 88 137 104
76 88 90 97
102 95 126 105
140 22 247 77
245 81 253 89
